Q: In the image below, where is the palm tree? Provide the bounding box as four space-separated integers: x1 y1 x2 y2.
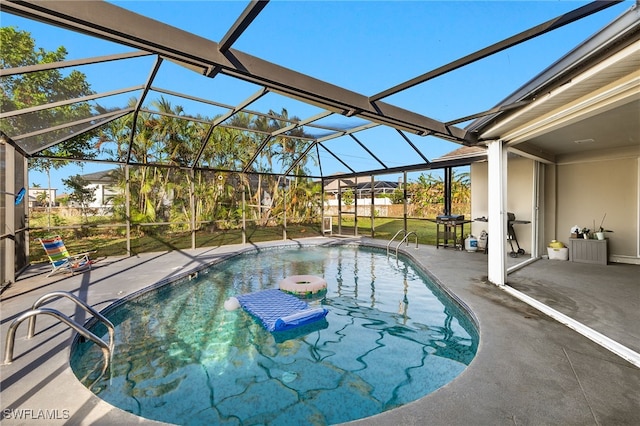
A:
96 98 323 231
451 170 471 216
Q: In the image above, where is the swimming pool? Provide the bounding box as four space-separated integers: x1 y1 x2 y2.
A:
71 244 478 425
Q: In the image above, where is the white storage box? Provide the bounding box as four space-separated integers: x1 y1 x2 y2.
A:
547 247 569 260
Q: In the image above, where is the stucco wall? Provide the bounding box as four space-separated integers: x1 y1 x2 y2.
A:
471 148 639 262
554 154 638 258
471 157 535 255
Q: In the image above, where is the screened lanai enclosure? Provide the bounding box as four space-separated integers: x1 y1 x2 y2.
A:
2 0 638 288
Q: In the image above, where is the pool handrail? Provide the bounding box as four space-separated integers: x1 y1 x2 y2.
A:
387 230 419 260
387 229 408 256
395 231 419 259
25 290 115 352
3 291 114 382
3 308 111 375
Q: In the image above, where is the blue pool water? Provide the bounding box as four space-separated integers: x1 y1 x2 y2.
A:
71 244 478 425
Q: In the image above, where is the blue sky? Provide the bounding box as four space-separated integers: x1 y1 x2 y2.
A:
2 0 632 191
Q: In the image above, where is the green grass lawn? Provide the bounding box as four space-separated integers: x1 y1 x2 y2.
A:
28 223 326 263
28 216 443 265
336 217 439 245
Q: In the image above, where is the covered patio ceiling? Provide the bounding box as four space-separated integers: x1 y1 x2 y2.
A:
1 0 637 179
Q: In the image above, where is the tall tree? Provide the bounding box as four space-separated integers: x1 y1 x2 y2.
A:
407 170 470 217
0 26 97 169
96 98 321 229
1 26 98 228
62 174 96 223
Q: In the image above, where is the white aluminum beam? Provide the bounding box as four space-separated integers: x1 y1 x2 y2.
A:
487 139 508 286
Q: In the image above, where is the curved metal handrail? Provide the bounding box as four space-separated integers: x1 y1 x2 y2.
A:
27 291 114 352
395 231 419 259
387 229 408 256
3 308 111 374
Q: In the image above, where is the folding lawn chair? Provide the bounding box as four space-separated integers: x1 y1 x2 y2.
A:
37 235 95 277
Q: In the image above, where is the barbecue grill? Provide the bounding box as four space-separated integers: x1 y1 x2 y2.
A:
507 212 526 258
435 215 469 250
472 213 530 256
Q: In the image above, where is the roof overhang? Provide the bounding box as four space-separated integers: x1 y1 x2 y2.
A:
468 4 640 163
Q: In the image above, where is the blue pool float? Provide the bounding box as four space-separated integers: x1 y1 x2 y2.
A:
225 288 328 332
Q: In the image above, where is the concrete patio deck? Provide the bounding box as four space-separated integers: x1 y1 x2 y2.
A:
1 236 639 425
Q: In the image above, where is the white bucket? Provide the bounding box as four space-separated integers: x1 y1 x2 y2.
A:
465 235 478 252
547 247 569 260
478 231 488 249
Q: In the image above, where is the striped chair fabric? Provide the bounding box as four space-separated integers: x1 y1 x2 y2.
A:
38 236 93 277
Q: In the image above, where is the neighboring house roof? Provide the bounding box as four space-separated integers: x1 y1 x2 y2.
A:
323 177 356 192
357 181 399 191
436 146 488 163
323 177 399 194
81 169 119 184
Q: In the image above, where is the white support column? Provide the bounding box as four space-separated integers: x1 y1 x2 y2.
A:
531 161 541 258
487 140 507 286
